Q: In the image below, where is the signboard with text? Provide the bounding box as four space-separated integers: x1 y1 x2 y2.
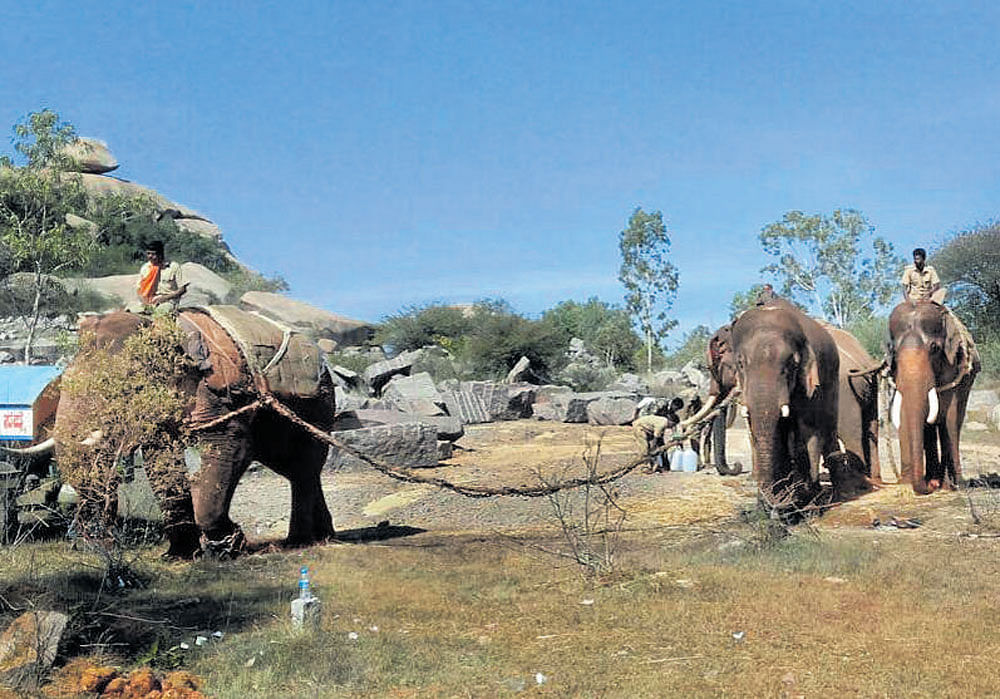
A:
0 407 33 441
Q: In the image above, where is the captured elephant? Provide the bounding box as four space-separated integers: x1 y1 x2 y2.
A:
822 324 882 487
731 303 840 502
53 308 336 557
888 300 979 493
680 324 742 475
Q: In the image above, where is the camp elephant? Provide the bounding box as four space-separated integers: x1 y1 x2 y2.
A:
53 308 336 558
888 301 979 493
731 303 840 503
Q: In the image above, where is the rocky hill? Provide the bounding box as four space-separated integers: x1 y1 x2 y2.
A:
0 137 374 363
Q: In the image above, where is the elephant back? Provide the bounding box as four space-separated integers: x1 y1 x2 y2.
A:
181 306 325 400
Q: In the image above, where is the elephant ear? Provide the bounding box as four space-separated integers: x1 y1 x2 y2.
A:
943 311 966 366
802 344 820 398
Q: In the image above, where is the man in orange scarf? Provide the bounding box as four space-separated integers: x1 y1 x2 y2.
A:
137 240 188 314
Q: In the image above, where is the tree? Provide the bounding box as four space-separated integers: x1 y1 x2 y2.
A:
618 208 679 372
759 209 903 327
932 221 1000 338
665 324 711 369
540 297 640 370
0 110 94 363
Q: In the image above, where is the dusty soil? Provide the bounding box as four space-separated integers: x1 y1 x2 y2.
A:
230 420 1000 543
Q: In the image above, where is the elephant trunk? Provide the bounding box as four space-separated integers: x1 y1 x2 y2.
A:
895 347 937 494
747 405 786 499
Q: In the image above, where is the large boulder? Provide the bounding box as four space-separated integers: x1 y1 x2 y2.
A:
326 422 439 471
530 385 575 422
607 373 649 394
175 217 224 242
381 372 447 416
239 291 373 346
59 262 232 309
79 173 208 221
0 610 69 691
334 408 463 441
535 390 634 423
438 381 537 424
586 395 640 426
61 137 118 174
363 350 420 394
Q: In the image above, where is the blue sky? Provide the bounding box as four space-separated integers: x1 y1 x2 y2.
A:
2 1 998 345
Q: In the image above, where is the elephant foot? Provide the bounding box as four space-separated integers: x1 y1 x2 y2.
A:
200 528 247 560
162 524 202 560
912 480 936 495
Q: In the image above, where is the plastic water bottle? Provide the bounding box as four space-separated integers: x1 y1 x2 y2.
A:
669 449 683 472
681 447 699 473
298 566 311 600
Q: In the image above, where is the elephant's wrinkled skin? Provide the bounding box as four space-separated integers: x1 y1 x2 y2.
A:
731 304 840 502
823 324 881 487
57 310 336 557
888 301 979 493
702 319 879 497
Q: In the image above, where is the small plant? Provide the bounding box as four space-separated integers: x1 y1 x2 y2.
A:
537 437 627 582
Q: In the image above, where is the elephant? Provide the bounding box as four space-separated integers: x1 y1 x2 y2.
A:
51 309 337 558
680 324 742 475
730 303 840 503
887 300 979 493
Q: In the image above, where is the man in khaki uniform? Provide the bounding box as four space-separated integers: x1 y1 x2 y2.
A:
901 248 944 303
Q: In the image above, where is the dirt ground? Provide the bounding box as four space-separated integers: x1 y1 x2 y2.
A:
230 419 1000 543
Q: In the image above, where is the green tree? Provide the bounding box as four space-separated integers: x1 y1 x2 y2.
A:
540 297 640 370
728 283 768 318
759 209 903 327
459 299 564 378
0 111 94 362
618 208 679 372
664 324 711 369
375 303 474 354
931 221 1000 337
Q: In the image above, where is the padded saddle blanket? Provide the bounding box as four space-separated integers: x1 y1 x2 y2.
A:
182 305 324 400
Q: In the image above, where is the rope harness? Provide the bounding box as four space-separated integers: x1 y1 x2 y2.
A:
186 390 717 498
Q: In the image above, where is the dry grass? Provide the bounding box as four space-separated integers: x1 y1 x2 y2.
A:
6 520 1000 697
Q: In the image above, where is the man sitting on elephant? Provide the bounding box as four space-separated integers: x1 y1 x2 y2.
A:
901 247 944 304
136 240 189 315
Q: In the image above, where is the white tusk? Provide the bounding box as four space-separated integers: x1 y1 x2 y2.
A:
780 404 790 418
837 438 846 453
0 437 55 456
80 429 104 447
927 387 939 424
891 391 901 430
678 393 718 428
739 404 749 418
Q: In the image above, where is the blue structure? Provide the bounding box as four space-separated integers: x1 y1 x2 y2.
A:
0 366 63 441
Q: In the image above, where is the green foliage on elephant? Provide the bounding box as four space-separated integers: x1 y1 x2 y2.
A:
759 209 904 328
54 317 198 535
618 208 679 373
540 297 640 370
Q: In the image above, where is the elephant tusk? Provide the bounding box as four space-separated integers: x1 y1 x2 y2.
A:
891 391 901 430
80 429 104 447
837 438 846 453
739 404 749 418
927 387 939 424
780 404 790 418
678 393 718 428
0 437 55 456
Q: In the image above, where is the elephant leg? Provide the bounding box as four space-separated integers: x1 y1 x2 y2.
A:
923 423 942 489
189 421 253 552
253 411 335 545
141 450 201 559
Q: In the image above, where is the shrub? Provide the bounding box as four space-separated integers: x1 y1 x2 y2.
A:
845 314 889 359
458 300 564 379
375 304 474 355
